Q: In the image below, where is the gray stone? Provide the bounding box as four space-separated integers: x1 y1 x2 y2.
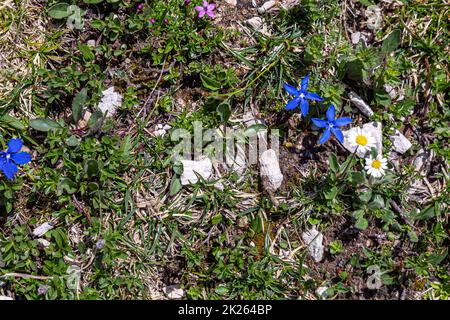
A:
348 91 374 117
163 285 184 299
32 222 53 237
302 228 324 262
258 1 277 14
180 157 213 185
389 129 412 154
259 149 283 192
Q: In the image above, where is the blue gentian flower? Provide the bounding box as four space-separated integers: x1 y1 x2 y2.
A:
0 139 32 180
283 75 324 116
311 105 352 144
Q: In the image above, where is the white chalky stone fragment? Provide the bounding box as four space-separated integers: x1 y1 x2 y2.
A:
348 91 374 117
163 285 184 299
258 0 277 14
302 228 324 262
259 149 283 192
180 157 213 185
389 129 412 154
98 87 123 117
32 222 54 237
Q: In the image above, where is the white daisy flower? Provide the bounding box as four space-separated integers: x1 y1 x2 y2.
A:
365 154 388 178
348 127 376 154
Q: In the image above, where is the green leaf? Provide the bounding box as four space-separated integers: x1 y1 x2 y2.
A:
368 194 385 210
345 58 365 81
355 217 368 230
200 73 221 91
169 177 182 196
324 186 338 200
407 230 418 243
358 190 372 203
0 114 25 130
87 110 104 132
329 153 339 173
72 88 88 124
29 118 62 132
83 0 104 4
412 205 435 220
381 29 401 54
348 171 365 185
244 123 267 137
214 286 229 295
66 135 80 147
48 3 70 19
216 102 231 123
78 44 95 61
211 214 222 225
57 178 78 195
84 159 99 178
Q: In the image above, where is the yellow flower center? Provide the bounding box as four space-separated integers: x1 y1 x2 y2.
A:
371 159 382 169
355 135 368 146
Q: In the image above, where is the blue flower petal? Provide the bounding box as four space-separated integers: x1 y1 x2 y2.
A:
319 127 331 144
283 83 299 96
332 127 344 143
326 105 335 122
2 161 18 180
7 138 23 154
334 117 352 127
300 99 309 116
11 152 32 165
300 75 309 92
285 97 301 110
311 118 328 128
305 92 324 102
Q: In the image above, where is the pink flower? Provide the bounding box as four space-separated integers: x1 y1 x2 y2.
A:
185 0 191 4
150 18 156 24
137 3 144 11
195 1 215 18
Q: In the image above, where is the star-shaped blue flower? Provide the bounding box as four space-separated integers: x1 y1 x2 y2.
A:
284 75 324 116
311 105 352 144
0 139 32 180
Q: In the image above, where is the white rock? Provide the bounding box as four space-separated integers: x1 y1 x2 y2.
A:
180 157 213 185
153 129 167 137
259 149 283 192
37 238 51 248
348 91 374 117
351 32 361 44
163 285 184 299
0 296 13 300
301 227 324 262
413 149 433 176
228 144 247 175
258 1 277 14
280 0 299 10
97 87 122 117
316 286 328 298
214 181 224 190
342 122 383 158
224 0 237 6
32 222 54 237
389 129 412 154
246 17 263 30
366 5 382 30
